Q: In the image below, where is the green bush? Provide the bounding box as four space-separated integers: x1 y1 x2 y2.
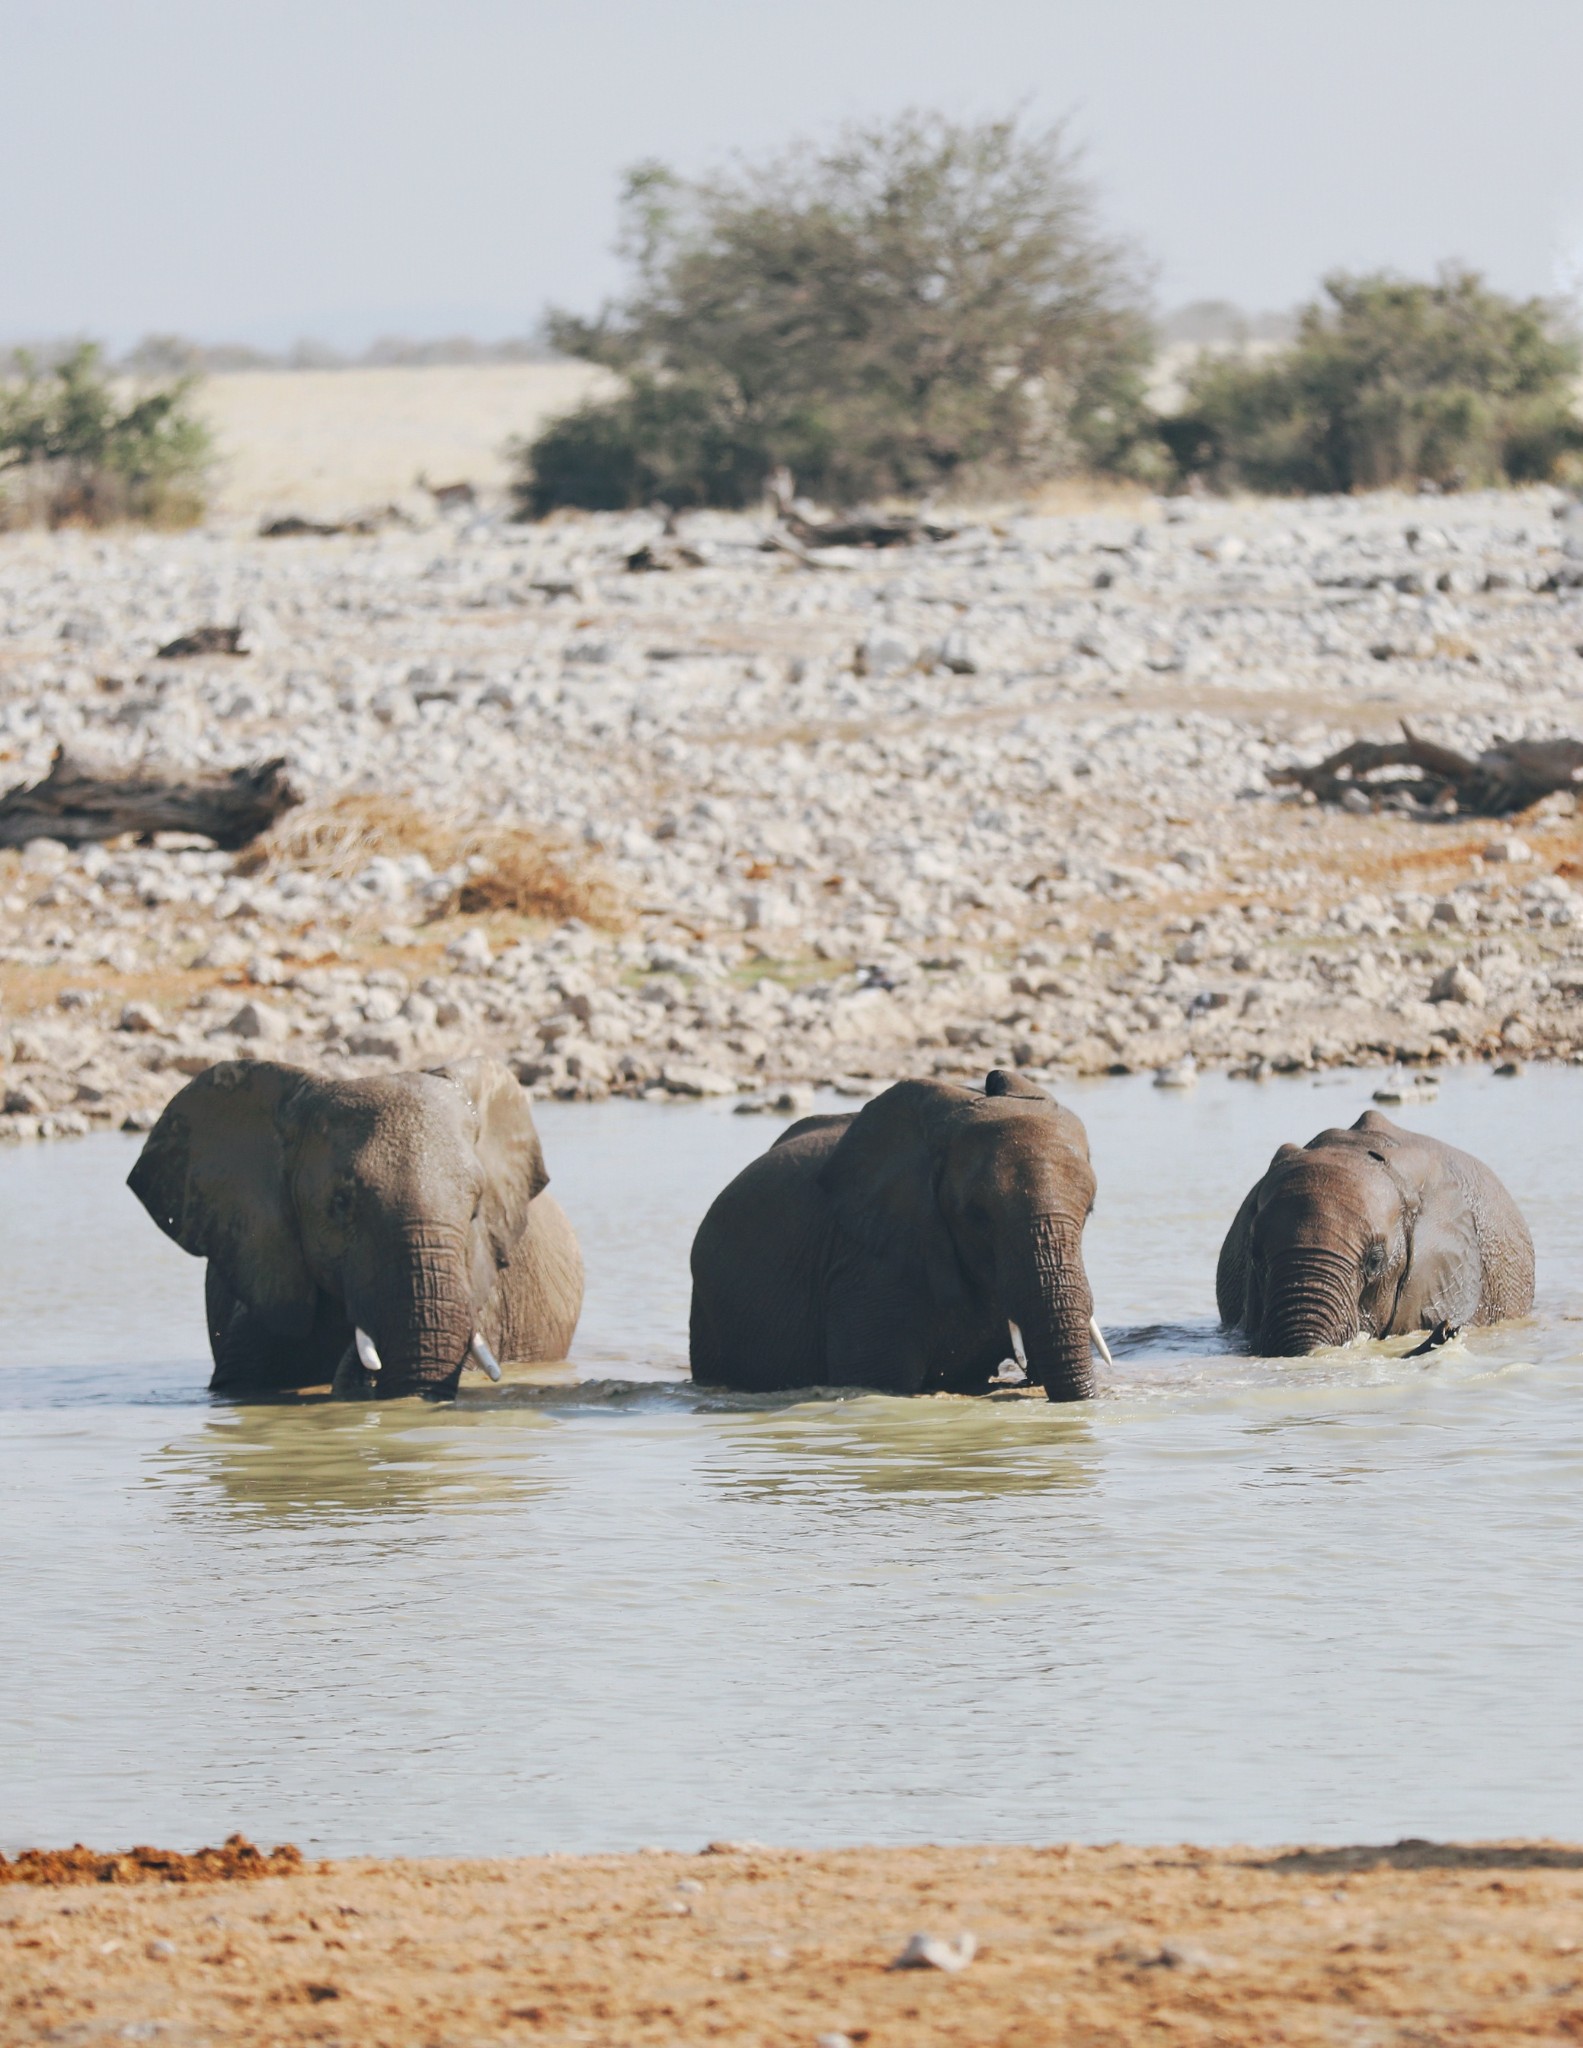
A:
1163 269 1583 494
0 342 212 528
517 111 1155 514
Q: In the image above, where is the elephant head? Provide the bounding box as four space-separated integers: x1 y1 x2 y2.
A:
1222 1117 1423 1355
128 1057 546 1397
819 1070 1107 1401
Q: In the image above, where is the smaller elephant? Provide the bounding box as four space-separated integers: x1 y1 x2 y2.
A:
129 1057 583 1399
690 1070 1112 1401
1217 1109 1533 1355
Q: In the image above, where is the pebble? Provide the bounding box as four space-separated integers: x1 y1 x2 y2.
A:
889 1930 978 1972
1429 963 1486 1005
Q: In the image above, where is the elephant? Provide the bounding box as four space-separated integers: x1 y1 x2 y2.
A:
1216 1108 1533 1355
689 1070 1112 1401
128 1057 583 1399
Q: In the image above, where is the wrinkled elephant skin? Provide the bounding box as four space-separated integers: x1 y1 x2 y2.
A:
1216 1108 1533 1356
690 1069 1105 1402
129 1057 583 1398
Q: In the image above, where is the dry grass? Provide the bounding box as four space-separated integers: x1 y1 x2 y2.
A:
195 362 615 521
449 838 622 925
235 792 457 878
1019 475 1157 518
236 791 625 929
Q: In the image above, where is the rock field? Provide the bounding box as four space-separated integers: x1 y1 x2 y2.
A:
1 485 1581 1140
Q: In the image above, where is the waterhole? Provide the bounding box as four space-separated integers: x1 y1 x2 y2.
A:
2 1067 1579 1855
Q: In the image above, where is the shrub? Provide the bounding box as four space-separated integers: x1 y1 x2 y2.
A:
0 342 212 528
517 111 1155 513
1163 269 1583 494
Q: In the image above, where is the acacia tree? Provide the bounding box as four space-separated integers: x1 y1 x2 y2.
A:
0 343 211 527
1163 269 1583 493
521 111 1155 512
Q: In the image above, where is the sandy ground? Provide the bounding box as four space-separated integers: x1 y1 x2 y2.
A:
5 1839 1583 2044
194 363 615 522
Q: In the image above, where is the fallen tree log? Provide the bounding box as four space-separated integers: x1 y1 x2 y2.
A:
762 471 954 551
154 623 245 660
781 508 956 549
0 749 300 850
1270 722 1583 816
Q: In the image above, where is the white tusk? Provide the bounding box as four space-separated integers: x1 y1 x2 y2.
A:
1007 1319 1029 1371
1089 1315 1114 1368
354 1326 383 1374
469 1331 503 1382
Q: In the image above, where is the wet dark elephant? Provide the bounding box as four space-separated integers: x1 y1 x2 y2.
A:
129 1057 582 1398
1216 1108 1533 1355
689 1070 1112 1402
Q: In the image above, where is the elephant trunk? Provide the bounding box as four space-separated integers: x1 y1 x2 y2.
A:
1256 1245 1361 1356
1005 1216 1096 1404
352 1223 476 1397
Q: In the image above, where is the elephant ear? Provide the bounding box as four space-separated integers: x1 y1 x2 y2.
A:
126 1060 317 1338
431 1058 547 1264
817 1080 968 1309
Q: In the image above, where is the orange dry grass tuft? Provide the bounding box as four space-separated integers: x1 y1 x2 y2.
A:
449 838 623 926
236 792 625 929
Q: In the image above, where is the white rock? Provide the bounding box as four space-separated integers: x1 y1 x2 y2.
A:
660 1063 737 1097
889 1931 977 1973
118 1000 163 1034
220 999 291 1041
1429 962 1485 1005
447 928 493 973
191 931 250 970
857 629 916 677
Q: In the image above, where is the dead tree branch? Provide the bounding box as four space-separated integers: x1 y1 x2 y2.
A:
1270 723 1583 816
0 749 301 850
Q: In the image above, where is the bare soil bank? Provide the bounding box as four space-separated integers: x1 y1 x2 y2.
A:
5 1839 1583 2044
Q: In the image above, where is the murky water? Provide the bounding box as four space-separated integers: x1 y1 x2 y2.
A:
3 1068 1581 1856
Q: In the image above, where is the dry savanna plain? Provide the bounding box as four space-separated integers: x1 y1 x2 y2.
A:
5 370 1583 2047
0 370 1581 1137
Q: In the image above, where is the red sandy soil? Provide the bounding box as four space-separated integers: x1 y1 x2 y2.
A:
5 1837 1583 2045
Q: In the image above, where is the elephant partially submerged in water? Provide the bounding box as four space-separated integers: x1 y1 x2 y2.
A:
1217 1108 1533 1355
690 1070 1111 1401
129 1058 582 1398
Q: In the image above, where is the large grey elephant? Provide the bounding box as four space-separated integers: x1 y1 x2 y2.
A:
1216 1108 1533 1355
129 1057 582 1398
690 1071 1111 1401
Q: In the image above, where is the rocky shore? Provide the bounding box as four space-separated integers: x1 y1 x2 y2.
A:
0 486 1581 1139
5 1838 1582 2043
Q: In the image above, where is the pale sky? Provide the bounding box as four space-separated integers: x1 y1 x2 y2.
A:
5 0 1582 349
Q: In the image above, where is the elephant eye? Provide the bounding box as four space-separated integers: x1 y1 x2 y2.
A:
327 1183 355 1223
1362 1240 1386 1278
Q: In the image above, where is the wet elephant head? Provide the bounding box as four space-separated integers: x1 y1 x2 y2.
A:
129 1057 546 1396
1212 1114 1458 1351
1233 1138 1416 1354
819 1071 1106 1401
